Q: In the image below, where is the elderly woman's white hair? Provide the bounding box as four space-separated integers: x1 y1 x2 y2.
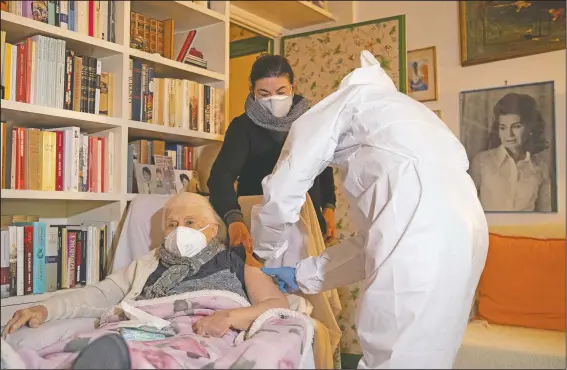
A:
161 192 227 239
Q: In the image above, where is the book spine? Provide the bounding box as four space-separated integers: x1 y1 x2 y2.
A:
16 43 26 103
128 58 133 120
56 226 62 290
23 226 33 295
73 56 82 111
131 59 142 121
45 227 58 292
54 130 64 191
80 229 87 285
67 231 76 288
75 229 82 285
95 60 101 114
69 0 75 32
25 39 32 104
88 0 94 37
55 0 60 27
48 1 56 26
80 56 88 113
64 50 74 110
32 223 46 294
88 57 97 114
59 0 69 30
17 127 25 190
8 227 17 297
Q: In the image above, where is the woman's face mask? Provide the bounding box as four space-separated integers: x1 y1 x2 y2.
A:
164 225 209 258
256 92 293 118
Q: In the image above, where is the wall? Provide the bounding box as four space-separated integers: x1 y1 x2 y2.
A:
355 1 566 227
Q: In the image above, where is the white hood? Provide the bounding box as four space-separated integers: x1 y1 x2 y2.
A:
338 50 398 92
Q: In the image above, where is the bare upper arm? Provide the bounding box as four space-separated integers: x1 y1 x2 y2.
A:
244 265 287 306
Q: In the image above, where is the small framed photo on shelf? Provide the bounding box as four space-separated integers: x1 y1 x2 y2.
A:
407 46 438 102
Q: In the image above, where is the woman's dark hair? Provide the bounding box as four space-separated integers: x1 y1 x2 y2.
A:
142 167 151 176
249 54 294 89
488 92 549 154
180 174 190 183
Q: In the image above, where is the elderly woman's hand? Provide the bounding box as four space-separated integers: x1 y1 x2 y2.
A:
2 305 48 337
193 311 232 338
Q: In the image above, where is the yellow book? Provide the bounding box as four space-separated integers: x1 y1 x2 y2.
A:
27 129 42 190
41 131 57 191
4 43 12 100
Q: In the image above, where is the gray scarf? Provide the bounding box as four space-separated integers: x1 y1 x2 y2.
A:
245 94 309 133
140 237 226 300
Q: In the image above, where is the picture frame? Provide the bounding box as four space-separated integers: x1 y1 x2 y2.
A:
460 81 557 213
407 46 438 102
459 1 566 66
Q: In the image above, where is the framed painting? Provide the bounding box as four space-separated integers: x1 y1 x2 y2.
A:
460 81 557 213
281 15 406 106
407 46 438 102
459 1 566 66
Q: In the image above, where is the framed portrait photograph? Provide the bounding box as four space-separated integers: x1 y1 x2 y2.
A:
407 46 438 102
460 81 557 213
459 1 566 66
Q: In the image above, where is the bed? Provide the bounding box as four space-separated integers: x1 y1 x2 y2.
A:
7 193 342 369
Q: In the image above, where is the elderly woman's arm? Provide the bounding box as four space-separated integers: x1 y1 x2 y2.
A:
225 265 289 331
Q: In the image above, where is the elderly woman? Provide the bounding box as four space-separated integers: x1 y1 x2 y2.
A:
2 192 289 338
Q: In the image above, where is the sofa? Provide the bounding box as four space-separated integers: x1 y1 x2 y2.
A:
453 224 566 369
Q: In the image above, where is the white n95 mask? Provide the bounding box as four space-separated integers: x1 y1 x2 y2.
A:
164 225 209 258
257 94 293 118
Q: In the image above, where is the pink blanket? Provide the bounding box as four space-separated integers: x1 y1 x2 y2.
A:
17 291 313 369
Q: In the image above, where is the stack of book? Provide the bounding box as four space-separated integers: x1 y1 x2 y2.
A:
2 1 117 42
129 59 225 135
0 123 115 193
0 215 117 297
129 11 173 59
1 32 116 116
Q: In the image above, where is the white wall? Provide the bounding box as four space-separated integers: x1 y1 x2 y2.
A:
356 1 566 227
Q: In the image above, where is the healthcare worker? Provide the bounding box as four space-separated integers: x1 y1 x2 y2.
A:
250 51 489 369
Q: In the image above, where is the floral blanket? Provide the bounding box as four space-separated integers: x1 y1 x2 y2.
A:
16 291 314 369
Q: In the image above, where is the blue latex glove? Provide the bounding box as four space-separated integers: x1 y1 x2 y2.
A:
261 267 299 294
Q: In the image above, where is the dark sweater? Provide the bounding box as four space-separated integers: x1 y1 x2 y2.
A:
207 108 336 234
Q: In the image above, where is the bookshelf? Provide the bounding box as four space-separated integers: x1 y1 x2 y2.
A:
0 1 230 321
230 1 335 30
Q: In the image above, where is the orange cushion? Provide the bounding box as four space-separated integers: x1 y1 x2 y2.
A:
478 233 566 331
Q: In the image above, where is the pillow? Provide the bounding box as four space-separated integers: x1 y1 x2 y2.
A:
477 233 566 331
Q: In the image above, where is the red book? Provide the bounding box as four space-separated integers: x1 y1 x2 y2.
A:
25 38 33 103
88 1 95 37
23 226 34 295
176 30 197 62
17 128 25 190
54 131 64 191
98 137 105 193
87 136 94 192
75 233 82 285
16 43 27 103
13 129 20 189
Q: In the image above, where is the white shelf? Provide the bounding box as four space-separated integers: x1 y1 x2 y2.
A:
0 11 125 59
0 190 123 201
127 120 224 145
1 100 124 132
130 1 226 33
231 1 335 30
128 48 226 84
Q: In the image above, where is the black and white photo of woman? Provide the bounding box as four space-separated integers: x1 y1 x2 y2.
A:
462 82 557 213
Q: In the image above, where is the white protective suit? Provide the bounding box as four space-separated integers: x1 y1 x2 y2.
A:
250 51 489 369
